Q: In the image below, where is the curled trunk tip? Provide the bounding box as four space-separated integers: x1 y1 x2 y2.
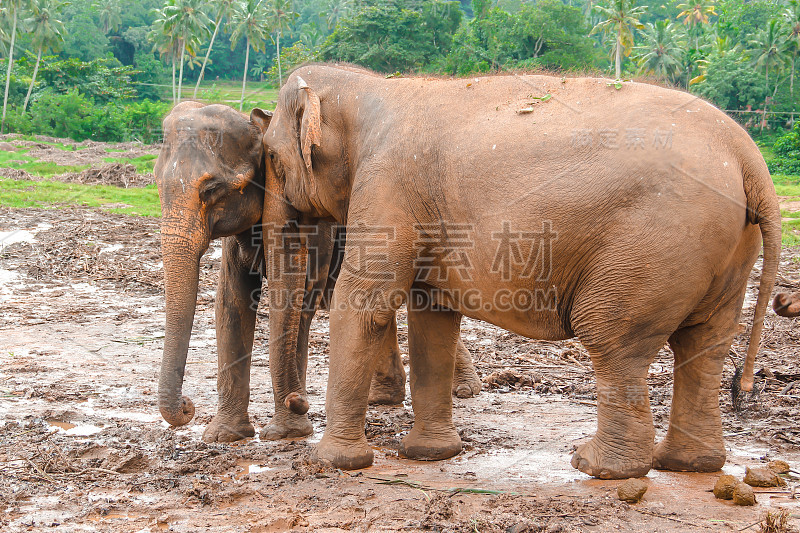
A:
284 392 310 415
159 395 196 426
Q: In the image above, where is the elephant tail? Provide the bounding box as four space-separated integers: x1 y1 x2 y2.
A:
740 155 782 392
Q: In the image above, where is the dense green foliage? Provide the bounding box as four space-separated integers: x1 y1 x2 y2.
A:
444 0 597 74
322 0 463 73
769 121 800 175
2 0 800 142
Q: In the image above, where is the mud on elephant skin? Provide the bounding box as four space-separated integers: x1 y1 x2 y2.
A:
153 103 481 443
773 291 800 317
261 65 781 478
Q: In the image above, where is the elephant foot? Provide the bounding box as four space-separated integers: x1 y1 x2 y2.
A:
368 375 406 405
202 415 255 443
571 437 652 479
311 434 373 470
652 439 725 472
452 371 481 398
399 424 462 461
259 414 313 441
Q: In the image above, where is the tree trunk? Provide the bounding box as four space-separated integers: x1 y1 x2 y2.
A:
194 12 223 98
1 4 19 134
171 57 177 104
277 31 282 87
791 55 797 126
177 41 186 104
615 34 622 79
240 37 250 112
23 45 43 112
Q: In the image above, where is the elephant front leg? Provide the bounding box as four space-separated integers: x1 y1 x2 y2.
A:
400 304 463 461
312 299 394 469
203 238 260 443
368 317 407 405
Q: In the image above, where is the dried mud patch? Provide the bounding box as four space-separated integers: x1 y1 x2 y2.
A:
0 207 799 532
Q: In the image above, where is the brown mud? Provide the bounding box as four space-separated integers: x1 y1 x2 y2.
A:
1 207 799 532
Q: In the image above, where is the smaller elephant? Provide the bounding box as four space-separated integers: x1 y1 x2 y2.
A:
154 102 481 443
773 291 800 317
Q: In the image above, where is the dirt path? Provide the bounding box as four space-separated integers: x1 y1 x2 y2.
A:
1 207 799 532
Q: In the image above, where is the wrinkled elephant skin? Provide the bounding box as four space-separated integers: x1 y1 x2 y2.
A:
262 65 781 478
154 103 482 444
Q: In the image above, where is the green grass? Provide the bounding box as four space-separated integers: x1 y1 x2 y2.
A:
188 80 280 111
102 154 158 174
772 174 800 197
9 134 88 150
758 144 776 162
0 149 89 178
0 178 160 217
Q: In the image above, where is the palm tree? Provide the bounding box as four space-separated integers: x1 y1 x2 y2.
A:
230 0 270 111
784 0 800 103
193 0 236 98
592 0 647 79
150 8 182 104
676 0 717 50
267 0 297 87
93 0 121 34
750 19 790 92
23 0 67 111
1 0 26 134
300 20 325 49
323 0 350 31
163 0 211 103
635 20 685 83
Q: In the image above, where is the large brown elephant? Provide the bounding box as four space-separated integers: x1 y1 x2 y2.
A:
154 102 479 443
773 291 800 317
257 64 782 479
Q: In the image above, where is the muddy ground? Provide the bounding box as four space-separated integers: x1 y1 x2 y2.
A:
0 196 799 529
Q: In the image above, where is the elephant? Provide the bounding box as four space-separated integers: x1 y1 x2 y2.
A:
255 64 782 479
153 102 480 443
773 291 800 317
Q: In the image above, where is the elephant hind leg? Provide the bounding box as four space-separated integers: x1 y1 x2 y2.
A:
452 338 481 398
400 304 463 461
570 342 661 479
368 318 407 405
652 299 741 472
570 306 676 479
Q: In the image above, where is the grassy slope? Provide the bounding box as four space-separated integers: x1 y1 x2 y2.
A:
181 81 280 111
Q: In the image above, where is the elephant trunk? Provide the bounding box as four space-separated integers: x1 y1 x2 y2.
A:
158 230 205 426
264 181 309 416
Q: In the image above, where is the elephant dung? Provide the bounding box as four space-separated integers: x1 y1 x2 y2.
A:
617 478 648 503
744 466 783 487
768 460 791 475
732 483 756 506
713 474 738 500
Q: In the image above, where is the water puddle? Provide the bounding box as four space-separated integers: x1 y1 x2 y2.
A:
229 460 272 480
47 419 103 436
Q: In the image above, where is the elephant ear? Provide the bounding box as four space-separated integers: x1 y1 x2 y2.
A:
250 108 273 133
297 76 321 172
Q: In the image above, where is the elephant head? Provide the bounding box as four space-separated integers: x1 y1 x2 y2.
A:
154 102 267 426
773 291 800 317
258 74 353 225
